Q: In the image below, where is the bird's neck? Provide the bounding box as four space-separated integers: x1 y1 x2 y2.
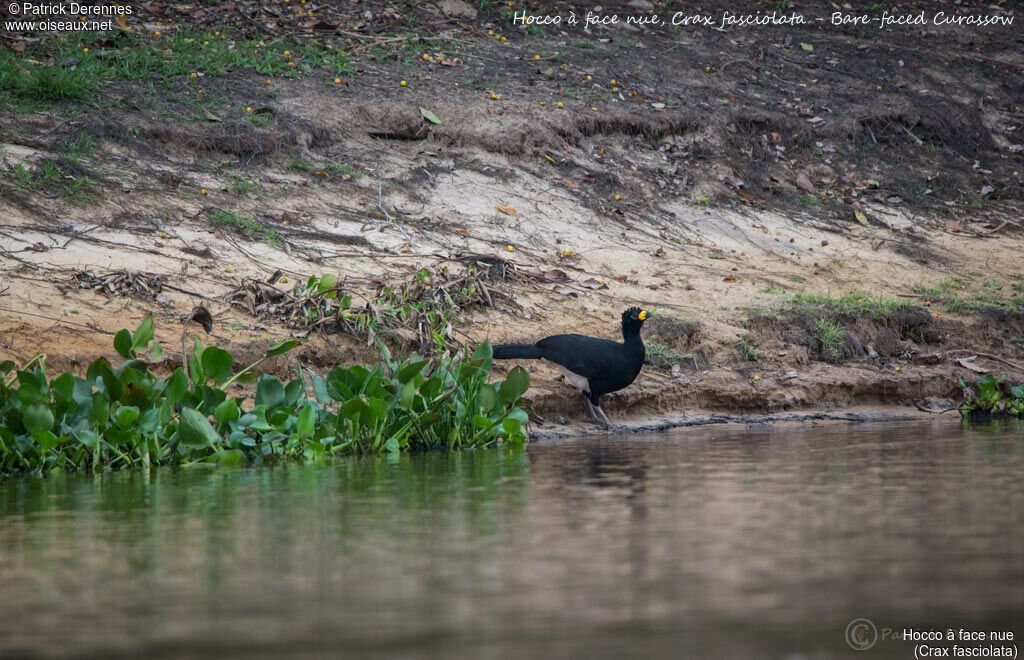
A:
621 328 643 346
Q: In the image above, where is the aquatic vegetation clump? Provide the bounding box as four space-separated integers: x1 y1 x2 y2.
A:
0 318 529 476
959 375 1024 418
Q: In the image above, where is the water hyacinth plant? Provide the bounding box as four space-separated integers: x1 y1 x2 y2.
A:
959 374 1024 419
0 317 530 476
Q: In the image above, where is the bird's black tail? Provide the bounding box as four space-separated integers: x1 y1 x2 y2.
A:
493 343 542 360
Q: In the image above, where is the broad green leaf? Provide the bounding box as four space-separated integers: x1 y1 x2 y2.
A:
367 397 387 423
0 359 15 375
162 368 188 406
23 402 54 432
420 377 442 399
201 346 234 384
340 397 371 424
31 429 60 452
499 367 530 403
317 273 337 293
50 372 76 406
113 329 133 358
207 449 244 467
295 404 316 439
419 107 442 125
120 377 153 408
507 408 529 426
214 399 240 426
87 358 122 401
399 381 416 410
75 428 101 451
131 315 154 351
477 383 497 412
473 341 493 361
114 405 140 429
139 407 161 433
234 371 258 385
178 407 220 448
384 436 400 453
284 380 303 407
89 391 109 427
240 407 273 432
200 385 226 413
397 359 428 384
147 340 165 361
265 339 300 358
267 408 291 428
256 375 285 408
311 373 331 404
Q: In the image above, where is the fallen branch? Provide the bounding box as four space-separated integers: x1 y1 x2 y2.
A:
949 350 1024 373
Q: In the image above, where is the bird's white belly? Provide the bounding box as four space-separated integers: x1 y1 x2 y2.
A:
553 363 590 393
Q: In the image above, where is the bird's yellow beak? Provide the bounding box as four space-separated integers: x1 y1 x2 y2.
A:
638 310 648 321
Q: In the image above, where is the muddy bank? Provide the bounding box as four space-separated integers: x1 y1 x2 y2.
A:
1 0 1022 427
528 408 935 441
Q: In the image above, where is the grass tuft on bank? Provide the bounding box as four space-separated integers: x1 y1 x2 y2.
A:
0 29 351 110
0 317 529 477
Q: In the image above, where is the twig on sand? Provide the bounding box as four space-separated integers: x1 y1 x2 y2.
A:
979 219 1021 236
371 183 412 241
348 35 410 55
949 350 1024 373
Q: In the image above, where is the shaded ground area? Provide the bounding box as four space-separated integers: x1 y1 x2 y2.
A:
1 0 1022 428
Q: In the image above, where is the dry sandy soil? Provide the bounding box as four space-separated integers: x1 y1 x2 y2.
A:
1 0 1022 432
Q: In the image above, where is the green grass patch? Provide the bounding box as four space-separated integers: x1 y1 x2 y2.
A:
736 338 759 362
0 51 107 106
913 278 1024 315
58 134 98 162
330 163 361 179
0 318 530 476
284 157 359 180
3 158 95 203
207 209 280 246
229 177 262 195
1 29 351 110
786 292 909 319
813 318 845 362
288 156 314 172
645 342 693 371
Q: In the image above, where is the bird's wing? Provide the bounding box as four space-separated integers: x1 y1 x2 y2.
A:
535 334 626 380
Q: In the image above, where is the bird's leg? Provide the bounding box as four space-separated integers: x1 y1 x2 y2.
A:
594 405 613 429
580 392 602 424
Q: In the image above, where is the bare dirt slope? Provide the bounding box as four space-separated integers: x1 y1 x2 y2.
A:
1 0 1022 430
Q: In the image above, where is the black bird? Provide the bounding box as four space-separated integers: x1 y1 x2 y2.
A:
492 307 648 427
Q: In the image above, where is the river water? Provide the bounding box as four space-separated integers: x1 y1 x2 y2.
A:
1 419 1022 659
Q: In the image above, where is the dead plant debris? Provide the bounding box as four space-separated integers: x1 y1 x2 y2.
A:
70 270 166 299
